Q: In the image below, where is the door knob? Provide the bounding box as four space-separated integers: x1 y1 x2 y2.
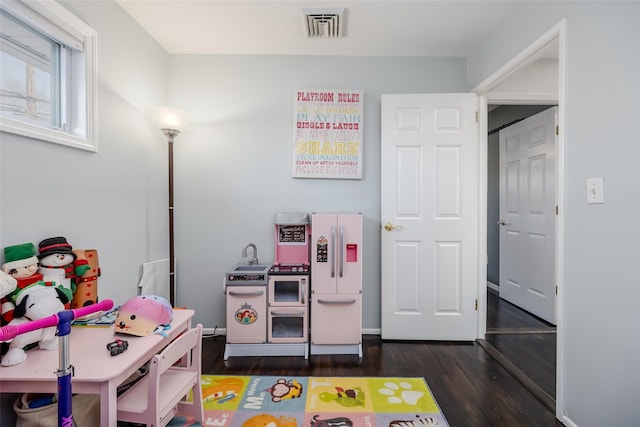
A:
497 219 506 226
384 222 403 231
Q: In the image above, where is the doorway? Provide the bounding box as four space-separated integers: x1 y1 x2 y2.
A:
484 105 558 411
474 20 565 418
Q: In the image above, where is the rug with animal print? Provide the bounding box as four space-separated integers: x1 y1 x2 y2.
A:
169 375 449 426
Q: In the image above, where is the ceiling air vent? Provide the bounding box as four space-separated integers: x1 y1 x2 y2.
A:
302 8 345 38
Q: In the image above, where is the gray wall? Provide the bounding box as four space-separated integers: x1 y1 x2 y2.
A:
1 1 168 305
166 55 467 331
0 2 168 424
469 2 640 425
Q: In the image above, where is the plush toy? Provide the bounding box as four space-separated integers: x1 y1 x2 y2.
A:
0 271 17 300
37 237 89 307
71 249 101 308
1 243 43 325
0 272 17 357
0 282 69 366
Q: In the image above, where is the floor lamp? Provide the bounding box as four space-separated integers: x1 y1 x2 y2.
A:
147 106 188 307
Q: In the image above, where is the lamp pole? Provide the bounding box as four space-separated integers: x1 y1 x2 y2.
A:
163 128 180 307
147 105 186 308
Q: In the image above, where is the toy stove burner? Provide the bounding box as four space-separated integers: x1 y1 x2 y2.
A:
268 264 310 275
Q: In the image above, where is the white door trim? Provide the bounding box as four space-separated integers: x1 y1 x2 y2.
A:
472 19 566 424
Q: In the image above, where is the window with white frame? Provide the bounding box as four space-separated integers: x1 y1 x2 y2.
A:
0 0 97 151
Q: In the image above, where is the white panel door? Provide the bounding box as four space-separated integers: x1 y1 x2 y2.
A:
499 107 557 324
381 93 478 340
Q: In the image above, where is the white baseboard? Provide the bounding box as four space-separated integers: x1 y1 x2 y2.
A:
487 281 499 292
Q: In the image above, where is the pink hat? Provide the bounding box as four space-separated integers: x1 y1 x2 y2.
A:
115 295 173 337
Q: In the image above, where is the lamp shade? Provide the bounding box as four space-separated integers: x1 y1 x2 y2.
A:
146 106 188 131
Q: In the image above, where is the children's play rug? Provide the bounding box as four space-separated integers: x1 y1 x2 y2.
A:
169 375 449 426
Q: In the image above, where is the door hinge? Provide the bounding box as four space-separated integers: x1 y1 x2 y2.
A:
475 111 479 123
556 205 558 215
555 124 559 135
556 286 558 295
475 299 478 310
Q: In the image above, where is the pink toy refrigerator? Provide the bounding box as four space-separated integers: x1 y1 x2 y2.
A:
310 212 362 357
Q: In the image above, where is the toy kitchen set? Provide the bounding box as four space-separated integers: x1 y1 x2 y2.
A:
223 212 363 360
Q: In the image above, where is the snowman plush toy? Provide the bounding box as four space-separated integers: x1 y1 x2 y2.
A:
37 237 89 305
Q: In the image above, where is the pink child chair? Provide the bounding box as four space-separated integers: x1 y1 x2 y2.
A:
117 323 204 426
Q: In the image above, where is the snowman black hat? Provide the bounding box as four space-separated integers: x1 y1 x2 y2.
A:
37 237 77 261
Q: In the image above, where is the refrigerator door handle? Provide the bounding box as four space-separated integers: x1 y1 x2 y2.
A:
330 225 336 278
317 298 356 305
339 225 344 278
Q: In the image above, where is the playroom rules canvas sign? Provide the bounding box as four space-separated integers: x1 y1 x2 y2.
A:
293 89 363 179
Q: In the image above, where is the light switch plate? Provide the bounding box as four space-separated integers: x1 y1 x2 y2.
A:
586 177 604 204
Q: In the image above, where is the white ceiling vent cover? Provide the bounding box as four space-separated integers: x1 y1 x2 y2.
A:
302 8 345 38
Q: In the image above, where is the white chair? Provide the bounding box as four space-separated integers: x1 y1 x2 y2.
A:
117 323 204 427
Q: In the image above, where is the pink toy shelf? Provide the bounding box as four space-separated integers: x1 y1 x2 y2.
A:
273 212 310 266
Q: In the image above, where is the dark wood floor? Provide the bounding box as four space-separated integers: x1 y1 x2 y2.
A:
484 288 557 405
486 288 556 333
202 291 562 426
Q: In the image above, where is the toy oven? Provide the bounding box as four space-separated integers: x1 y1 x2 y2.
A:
268 306 308 343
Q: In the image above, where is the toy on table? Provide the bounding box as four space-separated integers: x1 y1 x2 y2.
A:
72 304 120 327
1 243 43 325
71 249 101 308
37 237 90 307
0 281 70 366
115 295 173 337
106 338 128 356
